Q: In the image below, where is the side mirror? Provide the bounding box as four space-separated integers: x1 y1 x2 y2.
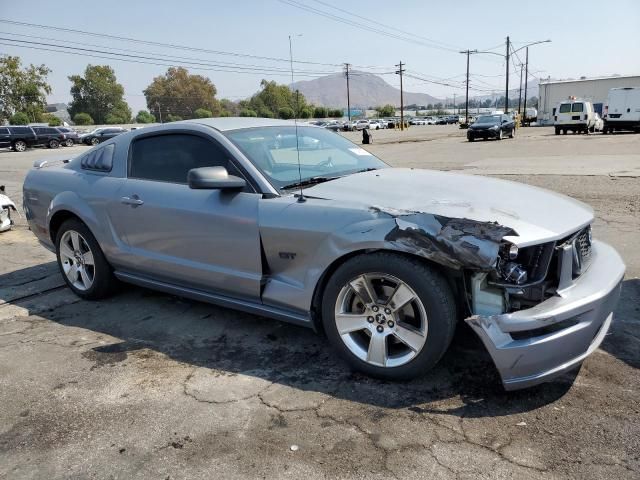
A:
188 166 246 190
502 119 508 124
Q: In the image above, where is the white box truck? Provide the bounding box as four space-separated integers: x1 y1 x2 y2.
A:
603 87 640 133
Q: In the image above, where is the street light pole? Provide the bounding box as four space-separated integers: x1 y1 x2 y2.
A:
523 47 529 125
518 63 523 115
460 49 477 125
504 36 510 114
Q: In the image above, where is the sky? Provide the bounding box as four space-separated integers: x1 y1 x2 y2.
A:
1 0 639 113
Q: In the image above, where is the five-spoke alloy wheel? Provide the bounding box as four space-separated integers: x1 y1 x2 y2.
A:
334 273 428 368
59 230 95 291
55 219 117 299
322 253 457 380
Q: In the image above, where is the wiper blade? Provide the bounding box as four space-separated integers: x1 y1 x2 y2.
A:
353 167 379 173
281 176 340 190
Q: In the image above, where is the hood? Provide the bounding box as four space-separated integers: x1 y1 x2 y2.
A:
304 168 593 247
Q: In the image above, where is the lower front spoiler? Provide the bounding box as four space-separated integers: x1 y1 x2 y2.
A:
465 240 625 391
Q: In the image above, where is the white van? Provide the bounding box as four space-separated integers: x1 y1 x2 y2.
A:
603 87 640 133
554 98 595 134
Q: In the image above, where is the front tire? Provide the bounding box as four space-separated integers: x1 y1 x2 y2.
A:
65 139 74 147
321 253 456 380
55 219 117 300
497 129 503 140
90 137 100 146
509 127 515 138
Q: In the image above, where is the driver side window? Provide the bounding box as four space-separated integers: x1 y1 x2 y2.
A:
129 133 243 185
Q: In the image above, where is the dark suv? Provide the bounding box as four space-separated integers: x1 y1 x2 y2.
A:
1 126 38 152
31 126 66 149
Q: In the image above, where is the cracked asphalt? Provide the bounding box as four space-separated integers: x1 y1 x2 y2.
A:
1 126 638 479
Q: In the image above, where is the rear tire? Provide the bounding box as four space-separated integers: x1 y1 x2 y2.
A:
48 139 60 149
65 139 74 147
321 253 457 380
55 219 117 300
90 137 100 146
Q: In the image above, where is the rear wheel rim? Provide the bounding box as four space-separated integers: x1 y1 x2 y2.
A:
334 273 428 368
91 138 99 145
15 141 26 152
66 139 74 147
59 230 95 291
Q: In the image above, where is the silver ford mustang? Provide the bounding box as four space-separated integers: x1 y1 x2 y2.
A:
23 118 625 390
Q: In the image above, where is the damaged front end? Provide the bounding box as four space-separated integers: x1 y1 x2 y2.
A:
372 206 624 390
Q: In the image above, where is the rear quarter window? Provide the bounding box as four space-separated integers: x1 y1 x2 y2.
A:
0 127 9 134
81 143 115 172
559 104 571 113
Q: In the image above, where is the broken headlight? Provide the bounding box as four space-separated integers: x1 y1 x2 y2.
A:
496 242 528 285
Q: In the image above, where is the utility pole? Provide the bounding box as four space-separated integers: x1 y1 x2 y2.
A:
522 47 529 125
344 63 351 121
156 101 162 124
518 64 523 114
395 61 405 130
504 36 510 114
453 93 456 114
459 49 476 125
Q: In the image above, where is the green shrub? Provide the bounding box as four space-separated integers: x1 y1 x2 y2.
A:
136 110 156 123
9 112 30 125
194 108 213 118
239 109 257 117
73 113 94 125
278 107 294 119
166 114 183 122
42 113 62 126
313 107 327 119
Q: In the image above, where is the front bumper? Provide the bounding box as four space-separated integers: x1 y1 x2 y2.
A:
468 128 499 139
465 239 625 391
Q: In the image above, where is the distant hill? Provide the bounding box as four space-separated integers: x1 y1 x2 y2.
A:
291 71 441 108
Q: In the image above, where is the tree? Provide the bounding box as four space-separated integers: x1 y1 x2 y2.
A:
313 106 327 119
329 109 343 118
9 112 30 125
73 112 94 125
0 56 51 123
194 108 213 118
144 67 220 120
68 65 131 124
375 104 395 117
166 114 183 122
135 110 155 123
239 108 257 117
246 80 309 119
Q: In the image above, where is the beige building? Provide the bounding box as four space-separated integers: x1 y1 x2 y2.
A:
538 75 640 124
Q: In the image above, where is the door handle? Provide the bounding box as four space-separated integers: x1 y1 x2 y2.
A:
121 195 144 207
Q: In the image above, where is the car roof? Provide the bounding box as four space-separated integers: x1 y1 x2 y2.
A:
183 117 298 132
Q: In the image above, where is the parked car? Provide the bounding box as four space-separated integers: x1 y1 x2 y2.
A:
435 117 447 125
467 114 515 141
0 126 64 152
409 118 425 126
56 127 81 146
80 127 127 145
603 87 640 134
31 126 67 149
368 119 386 130
423 116 436 125
354 119 370 131
23 117 624 391
324 121 344 132
554 99 596 135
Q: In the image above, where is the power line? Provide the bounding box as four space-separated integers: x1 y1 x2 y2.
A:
0 31 340 75
0 18 344 67
277 0 460 52
0 38 341 77
309 0 463 52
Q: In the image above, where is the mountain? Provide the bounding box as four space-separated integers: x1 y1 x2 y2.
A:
291 71 441 108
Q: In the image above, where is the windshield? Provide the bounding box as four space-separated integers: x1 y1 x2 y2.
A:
226 126 388 190
476 115 501 124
